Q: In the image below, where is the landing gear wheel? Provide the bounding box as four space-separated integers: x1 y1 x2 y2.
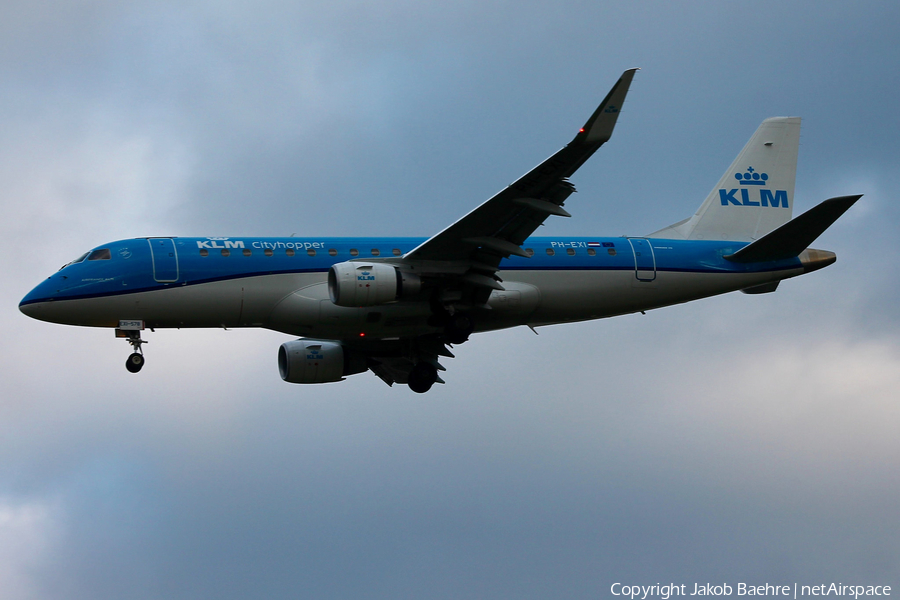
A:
120 328 148 372
408 362 438 394
125 352 145 373
444 313 474 344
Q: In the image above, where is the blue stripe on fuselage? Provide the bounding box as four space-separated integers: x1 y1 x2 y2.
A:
20 236 802 306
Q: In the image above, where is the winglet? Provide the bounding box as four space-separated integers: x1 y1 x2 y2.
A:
725 195 861 263
576 68 639 145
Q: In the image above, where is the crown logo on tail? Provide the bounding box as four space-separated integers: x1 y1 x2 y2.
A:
734 166 768 186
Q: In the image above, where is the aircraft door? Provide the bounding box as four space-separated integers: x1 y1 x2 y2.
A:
627 238 656 282
148 238 179 282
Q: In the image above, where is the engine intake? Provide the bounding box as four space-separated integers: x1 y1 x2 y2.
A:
278 339 367 384
328 262 421 307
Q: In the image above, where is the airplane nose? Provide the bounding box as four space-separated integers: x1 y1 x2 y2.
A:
19 279 56 321
19 295 49 319
19 299 46 320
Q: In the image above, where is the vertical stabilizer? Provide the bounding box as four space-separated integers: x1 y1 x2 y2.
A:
649 117 800 241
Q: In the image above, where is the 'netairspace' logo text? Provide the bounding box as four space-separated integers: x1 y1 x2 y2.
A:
610 583 892 600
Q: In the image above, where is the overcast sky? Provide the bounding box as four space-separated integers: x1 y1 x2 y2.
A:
2 1 899 598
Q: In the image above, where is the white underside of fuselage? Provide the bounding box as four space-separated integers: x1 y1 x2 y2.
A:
23 266 803 340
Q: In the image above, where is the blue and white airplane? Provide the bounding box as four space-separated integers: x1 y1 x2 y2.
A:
19 69 859 393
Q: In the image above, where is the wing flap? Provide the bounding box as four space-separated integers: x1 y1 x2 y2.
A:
512 197 572 217
355 337 455 387
462 236 530 258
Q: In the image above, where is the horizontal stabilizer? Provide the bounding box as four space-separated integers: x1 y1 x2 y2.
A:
725 195 861 263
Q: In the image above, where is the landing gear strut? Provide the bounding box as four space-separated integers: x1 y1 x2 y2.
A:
120 330 147 373
428 294 475 345
444 313 474 345
408 362 438 394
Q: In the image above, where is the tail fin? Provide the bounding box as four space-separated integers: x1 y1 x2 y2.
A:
649 117 801 242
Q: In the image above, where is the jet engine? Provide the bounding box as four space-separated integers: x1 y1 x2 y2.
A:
328 262 421 307
278 339 367 384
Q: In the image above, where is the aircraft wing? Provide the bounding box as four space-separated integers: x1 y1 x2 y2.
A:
357 69 639 388
404 68 638 266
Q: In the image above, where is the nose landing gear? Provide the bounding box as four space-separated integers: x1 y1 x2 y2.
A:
117 328 148 373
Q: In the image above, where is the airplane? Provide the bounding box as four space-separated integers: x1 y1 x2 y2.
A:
19 69 860 393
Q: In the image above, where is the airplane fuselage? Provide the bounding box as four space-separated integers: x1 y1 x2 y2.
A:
20 235 830 340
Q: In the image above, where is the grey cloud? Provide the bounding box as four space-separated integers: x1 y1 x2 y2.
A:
2 1 899 598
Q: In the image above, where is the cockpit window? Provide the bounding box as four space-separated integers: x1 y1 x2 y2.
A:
87 248 111 261
59 251 90 270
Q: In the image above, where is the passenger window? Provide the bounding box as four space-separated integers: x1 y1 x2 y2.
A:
329 249 337 257
608 248 617 256
350 249 359 257
221 249 230 257
392 249 402 256
525 248 534 256
286 248 295 256
88 248 111 261
371 249 380 256
199 249 209 257
566 248 576 256
307 248 316 257
264 248 273 257
587 248 596 256
546 248 555 256
242 248 252 256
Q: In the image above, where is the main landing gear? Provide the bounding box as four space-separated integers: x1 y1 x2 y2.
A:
428 297 475 345
120 330 147 373
408 362 438 394
444 313 474 345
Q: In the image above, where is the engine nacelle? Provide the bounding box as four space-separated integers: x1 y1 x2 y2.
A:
328 261 421 307
278 339 367 384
